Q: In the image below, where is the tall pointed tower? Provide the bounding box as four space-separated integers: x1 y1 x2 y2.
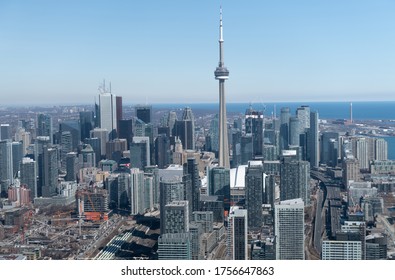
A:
214 7 230 168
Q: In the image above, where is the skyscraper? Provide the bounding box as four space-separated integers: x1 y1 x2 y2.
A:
130 168 145 214
14 127 31 155
37 114 53 143
84 137 101 165
11 141 23 179
0 140 13 195
79 111 95 141
173 107 195 151
65 152 79 182
99 84 117 139
159 179 185 234
245 107 263 157
374 138 388 160
207 166 230 212
227 206 248 260
0 124 11 140
164 200 189 234
79 144 96 168
20 157 37 200
42 147 58 197
275 198 305 260
289 117 301 146
60 131 72 171
35 136 50 197
90 128 108 159
118 119 134 146
214 8 230 168
130 136 150 169
208 114 219 153
135 105 152 124
245 161 264 230
155 134 170 169
279 107 290 152
183 158 201 214
280 158 310 205
106 138 127 162
59 120 81 151
116 96 123 133
296 105 310 131
309 111 319 168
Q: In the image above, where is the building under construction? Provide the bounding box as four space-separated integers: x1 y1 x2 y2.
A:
75 188 110 221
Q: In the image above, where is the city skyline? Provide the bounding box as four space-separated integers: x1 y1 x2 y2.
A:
1 1 395 105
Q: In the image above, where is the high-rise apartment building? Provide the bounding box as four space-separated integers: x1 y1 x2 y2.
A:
245 107 263 157
0 140 13 194
164 200 189 234
245 161 264 230
343 158 360 186
12 141 23 179
130 136 150 169
375 138 388 160
183 158 201 214
227 206 248 260
296 105 310 131
90 128 109 158
322 240 362 260
14 127 31 155
84 137 101 165
354 137 369 169
154 134 170 169
144 165 160 207
159 179 185 234
308 111 320 168
279 107 290 152
106 138 127 162
65 152 79 182
130 168 145 214
42 147 58 197
275 198 305 260
20 157 37 200
207 166 230 212
59 120 81 151
0 124 11 140
158 233 192 260
280 158 310 205
289 117 301 147
37 114 53 143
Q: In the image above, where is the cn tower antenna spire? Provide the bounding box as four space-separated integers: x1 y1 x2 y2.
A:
214 6 230 168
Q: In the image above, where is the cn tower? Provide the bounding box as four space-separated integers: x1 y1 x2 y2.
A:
214 7 230 168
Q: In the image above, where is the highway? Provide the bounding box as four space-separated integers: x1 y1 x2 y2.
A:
310 170 344 254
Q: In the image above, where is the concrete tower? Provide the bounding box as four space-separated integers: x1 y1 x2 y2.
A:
214 8 230 168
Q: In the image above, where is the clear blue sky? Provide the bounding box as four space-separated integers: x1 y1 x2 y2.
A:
1 0 395 105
